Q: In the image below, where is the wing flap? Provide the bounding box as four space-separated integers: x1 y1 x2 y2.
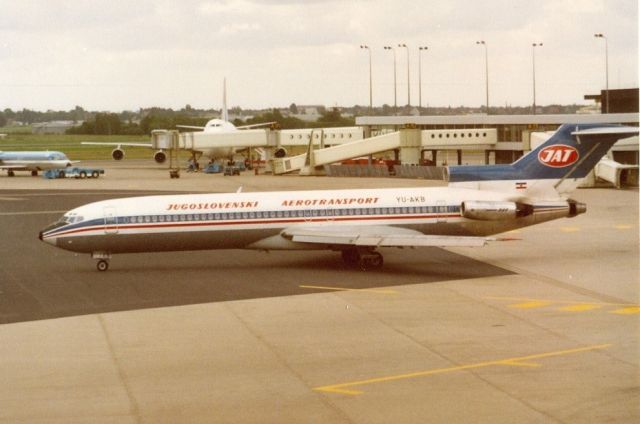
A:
283 227 489 248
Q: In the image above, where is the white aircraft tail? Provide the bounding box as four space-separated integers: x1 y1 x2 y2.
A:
222 77 229 122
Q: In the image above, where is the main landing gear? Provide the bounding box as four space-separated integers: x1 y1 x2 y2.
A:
92 252 112 272
341 247 384 271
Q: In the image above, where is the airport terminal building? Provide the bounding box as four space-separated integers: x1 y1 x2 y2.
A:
356 113 639 166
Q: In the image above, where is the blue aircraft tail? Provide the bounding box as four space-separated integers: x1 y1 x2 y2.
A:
448 123 638 197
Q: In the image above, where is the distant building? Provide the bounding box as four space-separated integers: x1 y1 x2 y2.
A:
584 88 639 114
32 121 80 134
290 106 323 122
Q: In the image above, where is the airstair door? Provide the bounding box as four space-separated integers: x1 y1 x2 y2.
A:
104 206 119 234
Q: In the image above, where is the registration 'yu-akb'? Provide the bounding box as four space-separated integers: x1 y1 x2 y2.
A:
40 124 637 271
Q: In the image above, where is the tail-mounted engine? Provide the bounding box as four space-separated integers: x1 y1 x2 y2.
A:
567 199 587 217
461 201 533 221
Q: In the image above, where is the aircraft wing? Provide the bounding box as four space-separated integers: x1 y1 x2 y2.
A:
81 142 152 147
0 162 78 170
281 226 490 247
0 164 28 170
176 125 205 130
236 121 277 130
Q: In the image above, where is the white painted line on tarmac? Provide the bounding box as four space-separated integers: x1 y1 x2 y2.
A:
0 210 66 216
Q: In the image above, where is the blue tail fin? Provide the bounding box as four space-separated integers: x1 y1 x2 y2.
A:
448 123 638 197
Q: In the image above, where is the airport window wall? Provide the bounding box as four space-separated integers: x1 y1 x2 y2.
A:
410 123 564 143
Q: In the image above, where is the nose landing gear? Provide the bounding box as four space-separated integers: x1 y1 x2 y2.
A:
92 252 112 272
96 260 109 272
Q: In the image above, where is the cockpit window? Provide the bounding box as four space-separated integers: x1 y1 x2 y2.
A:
58 213 83 225
56 216 70 225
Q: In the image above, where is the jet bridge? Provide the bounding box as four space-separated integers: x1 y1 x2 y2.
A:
152 127 364 154
271 128 497 175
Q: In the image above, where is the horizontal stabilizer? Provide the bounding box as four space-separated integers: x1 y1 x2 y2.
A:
572 127 640 136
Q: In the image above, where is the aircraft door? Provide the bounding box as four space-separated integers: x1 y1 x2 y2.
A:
325 208 334 222
436 200 447 223
104 206 119 234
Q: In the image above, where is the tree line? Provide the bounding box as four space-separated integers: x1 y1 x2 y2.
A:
0 105 356 135
1 103 584 135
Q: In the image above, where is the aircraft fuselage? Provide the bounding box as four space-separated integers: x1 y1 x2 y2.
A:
40 186 572 255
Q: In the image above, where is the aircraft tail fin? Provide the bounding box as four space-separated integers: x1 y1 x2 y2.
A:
448 124 638 198
222 77 229 122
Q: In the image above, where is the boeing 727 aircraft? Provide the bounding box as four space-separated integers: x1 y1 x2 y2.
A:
40 124 637 271
1 150 75 176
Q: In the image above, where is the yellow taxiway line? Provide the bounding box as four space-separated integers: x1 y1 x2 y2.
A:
486 296 640 314
314 344 611 396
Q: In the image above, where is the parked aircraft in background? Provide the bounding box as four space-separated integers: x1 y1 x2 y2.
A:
0 151 75 176
82 79 275 164
40 124 638 271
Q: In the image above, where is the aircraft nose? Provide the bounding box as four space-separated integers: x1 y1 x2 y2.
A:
39 230 57 246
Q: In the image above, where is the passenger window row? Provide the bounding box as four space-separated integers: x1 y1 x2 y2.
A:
119 205 458 225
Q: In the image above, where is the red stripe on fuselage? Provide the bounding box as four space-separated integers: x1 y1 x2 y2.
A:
43 213 462 239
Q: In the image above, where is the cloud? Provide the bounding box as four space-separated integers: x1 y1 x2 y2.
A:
0 0 636 110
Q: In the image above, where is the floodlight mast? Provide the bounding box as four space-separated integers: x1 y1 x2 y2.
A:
532 43 543 115
594 33 609 113
476 40 489 114
418 46 428 109
384 46 397 112
360 45 372 112
398 44 410 107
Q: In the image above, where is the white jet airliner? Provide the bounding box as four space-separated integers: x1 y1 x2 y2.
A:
1 151 75 176
40 124 637 271
82 79 274 164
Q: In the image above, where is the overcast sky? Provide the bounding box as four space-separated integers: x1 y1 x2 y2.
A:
1 0 638 112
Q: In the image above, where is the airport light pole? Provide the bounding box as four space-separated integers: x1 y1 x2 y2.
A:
398 43 410 107
594 33 609 113
531 43 543 115
418 46 428 110
476 40 489 114
360 45 373 112
383 46 397 113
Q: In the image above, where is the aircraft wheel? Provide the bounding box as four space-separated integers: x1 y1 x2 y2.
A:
31 170 38 176
8 170 15 177
368 252 384 268
341 248 361 266
359 252 384 271
96 260 109 272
